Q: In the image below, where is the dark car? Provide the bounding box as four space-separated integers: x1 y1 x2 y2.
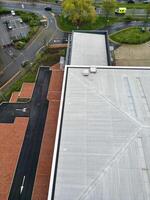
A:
6 21 12 30
21 60 31 68
44 7 52 11
127 0 135 3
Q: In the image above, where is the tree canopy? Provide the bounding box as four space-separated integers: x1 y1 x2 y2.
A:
62 0 96 25
102 0 116 19
146 3 150 18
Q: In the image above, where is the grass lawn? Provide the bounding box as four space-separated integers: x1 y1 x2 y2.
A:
57 15 150 32
110 27 150 44
57 16 120 32
0 47 66 102
117 2 150 9
95 2 150 9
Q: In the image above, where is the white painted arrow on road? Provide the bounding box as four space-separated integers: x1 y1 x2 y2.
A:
20 176 26 194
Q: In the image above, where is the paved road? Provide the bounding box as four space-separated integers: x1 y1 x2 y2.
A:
102 21 150 34
0 1 63 87
98 21 150 49
0 1 148 87
96 7 146 16
8 67 51 200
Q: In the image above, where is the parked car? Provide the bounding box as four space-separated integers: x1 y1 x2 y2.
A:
127 0 135 3
11 10 15 16
21 60 30 68
44 7 52 11
8 24 12 30
19 18 23 23
6 21 12 30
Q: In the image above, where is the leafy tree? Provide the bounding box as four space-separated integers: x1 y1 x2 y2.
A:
146 4 150 21
62 0 96 25
102 0 116 19
143 4 150 28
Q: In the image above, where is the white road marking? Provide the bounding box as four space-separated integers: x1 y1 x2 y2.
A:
16 108 27 112
20 176 25 194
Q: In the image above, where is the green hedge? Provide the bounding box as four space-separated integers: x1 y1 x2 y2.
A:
0 7 10 15
14 41 26 49
15 11 41 27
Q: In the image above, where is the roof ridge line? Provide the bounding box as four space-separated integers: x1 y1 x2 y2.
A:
99 93 142 127
77 126 143 200
70 71 142 127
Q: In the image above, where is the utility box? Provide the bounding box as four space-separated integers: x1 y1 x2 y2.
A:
60 56 65 70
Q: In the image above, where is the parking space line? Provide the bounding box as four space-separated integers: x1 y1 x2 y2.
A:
12 26 29 31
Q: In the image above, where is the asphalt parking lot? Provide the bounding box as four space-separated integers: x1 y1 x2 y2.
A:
0 18 11 46
0 14 29 47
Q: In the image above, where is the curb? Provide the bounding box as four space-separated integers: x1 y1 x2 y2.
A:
0 0 60 6
0 70 20 91
109 25 148 44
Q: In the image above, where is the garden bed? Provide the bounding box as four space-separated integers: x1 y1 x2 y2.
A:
110 27 150 44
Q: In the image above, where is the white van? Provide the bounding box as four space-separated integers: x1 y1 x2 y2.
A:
115 7 127 15
11 10 15 16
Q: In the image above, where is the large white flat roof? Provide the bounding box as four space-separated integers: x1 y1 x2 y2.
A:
49 66 150 200
70 32 108 66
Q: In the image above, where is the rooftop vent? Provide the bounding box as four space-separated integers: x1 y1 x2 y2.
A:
82 69 89 76
90 67 97 73
110 46 114 51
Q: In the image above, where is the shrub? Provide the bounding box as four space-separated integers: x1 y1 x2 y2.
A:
124 15 133 22
14 41 26 49
0 7 10 15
